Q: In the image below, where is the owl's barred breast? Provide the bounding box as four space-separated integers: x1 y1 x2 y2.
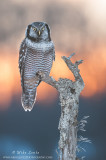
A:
23 38 54 94
24 38 54 78
21 38 54 111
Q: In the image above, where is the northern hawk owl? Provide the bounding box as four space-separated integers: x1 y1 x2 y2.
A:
19 22 55 111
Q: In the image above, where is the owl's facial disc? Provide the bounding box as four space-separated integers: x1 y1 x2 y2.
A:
32 26 45 36
26 22 51 41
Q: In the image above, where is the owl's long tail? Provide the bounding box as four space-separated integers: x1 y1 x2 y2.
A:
21 78 40 112
21 90 37 112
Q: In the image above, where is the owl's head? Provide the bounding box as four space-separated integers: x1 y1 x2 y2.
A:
25 22 51 42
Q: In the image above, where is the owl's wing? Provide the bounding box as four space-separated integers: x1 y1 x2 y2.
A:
53 43 55 61
19 39 27 91
19 39 26 74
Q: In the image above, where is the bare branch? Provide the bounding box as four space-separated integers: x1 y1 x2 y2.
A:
68 52 75 59
62 53 84 85
36 71 58 89
75 60 83 65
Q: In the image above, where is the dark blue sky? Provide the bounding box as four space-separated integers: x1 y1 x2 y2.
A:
0 93 106 160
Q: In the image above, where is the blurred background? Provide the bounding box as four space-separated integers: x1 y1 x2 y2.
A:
0 0 106 159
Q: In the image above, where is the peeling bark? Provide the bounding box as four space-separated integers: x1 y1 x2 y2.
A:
37 53 84 160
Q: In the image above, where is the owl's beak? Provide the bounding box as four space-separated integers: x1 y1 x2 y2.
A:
38 30 41 36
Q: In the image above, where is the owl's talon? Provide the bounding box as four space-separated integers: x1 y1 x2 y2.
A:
36 71 45 80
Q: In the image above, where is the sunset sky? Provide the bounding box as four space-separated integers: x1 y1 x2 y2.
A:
0 0 106 109
0 0 106 159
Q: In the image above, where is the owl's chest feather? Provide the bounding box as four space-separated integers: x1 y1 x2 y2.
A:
24 38 54 73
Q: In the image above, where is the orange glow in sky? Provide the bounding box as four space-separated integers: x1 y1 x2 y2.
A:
0 49 106 109
0 0 106 110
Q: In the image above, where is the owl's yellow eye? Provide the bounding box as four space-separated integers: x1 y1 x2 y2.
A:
42 27 45 31
32 27 36 31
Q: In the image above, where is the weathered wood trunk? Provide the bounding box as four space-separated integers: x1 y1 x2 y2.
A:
37 53 84 160
58 79 83 160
